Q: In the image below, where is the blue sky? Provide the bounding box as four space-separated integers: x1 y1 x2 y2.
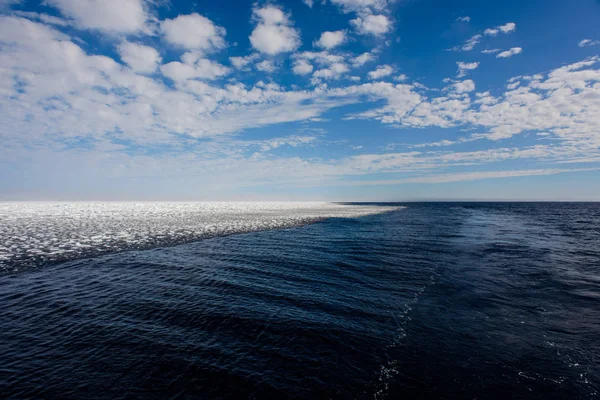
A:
1 0 600 200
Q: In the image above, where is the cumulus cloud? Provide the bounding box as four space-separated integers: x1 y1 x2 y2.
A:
350 56 600 151
329 0 390 12
368 65 393 79
249 6 301 55
329 0 392 38
497 47 522 58
350 14 391 36
161 13 226 51
452 79 476 93
485 22 516 36
312 62 350 81
457 61 479 78
117 41 161 73
0 15 354 142
352 52 375 67
229 53 260 70
498 22 516 33
302 0 314 7
2 13 600 192
292 59 314 75
4 13 597 150
45 0 153 34
160 59 230 81
456 16 470 22
315 30 347 49
160 52 230 81
256 60 277 73
292 51 346 69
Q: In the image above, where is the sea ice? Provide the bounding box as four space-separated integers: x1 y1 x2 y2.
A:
0 202 399 271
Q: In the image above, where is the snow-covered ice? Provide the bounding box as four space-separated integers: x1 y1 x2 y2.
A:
0 202 399 271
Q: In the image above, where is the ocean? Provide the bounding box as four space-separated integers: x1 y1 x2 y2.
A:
1 202 598 399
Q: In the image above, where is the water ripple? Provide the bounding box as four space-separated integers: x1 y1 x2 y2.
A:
1 203 599 399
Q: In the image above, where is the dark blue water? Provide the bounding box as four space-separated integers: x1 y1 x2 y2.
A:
1 203 599 399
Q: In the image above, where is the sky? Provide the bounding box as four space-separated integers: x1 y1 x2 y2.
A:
1 0 600 201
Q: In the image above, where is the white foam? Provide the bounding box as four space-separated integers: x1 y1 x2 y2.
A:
0 202 400 271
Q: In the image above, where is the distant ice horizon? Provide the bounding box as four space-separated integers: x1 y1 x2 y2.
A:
0 202 401 272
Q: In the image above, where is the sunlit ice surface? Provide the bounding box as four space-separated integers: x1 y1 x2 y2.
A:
0 202 400 272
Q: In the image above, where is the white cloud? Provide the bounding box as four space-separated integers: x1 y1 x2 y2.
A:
293 51 346 67
350 14 391 36
459 34 482 51
36 13 69 27
341 82 424 125
497 47 522 58
313 62 350 80
452 79 476 93
579 39 600 47
368 64 393 79
292 59 314 75
351 56 600 150
394 74 408 81
160 54 230 81
249 5 301 55
13 11 69 26
0 0 22 9
159 62 198 81
485 22 515 36
352 52 375 67
253 6 288 25
498 22 516 33
457 61 479 78
456 16 470 22
161 13 226 51
481 49 501 54
45 0 153 34
410 139 459 148
329 0 390 12
256 60 277 73
315 30 347 49
454 22 516 52
302 0 314 7
117 41 161 73
361 168 594 185
2 15 600 192
0 17 356 142
258 135 318 151
229 53 260 70
5 13 597 150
